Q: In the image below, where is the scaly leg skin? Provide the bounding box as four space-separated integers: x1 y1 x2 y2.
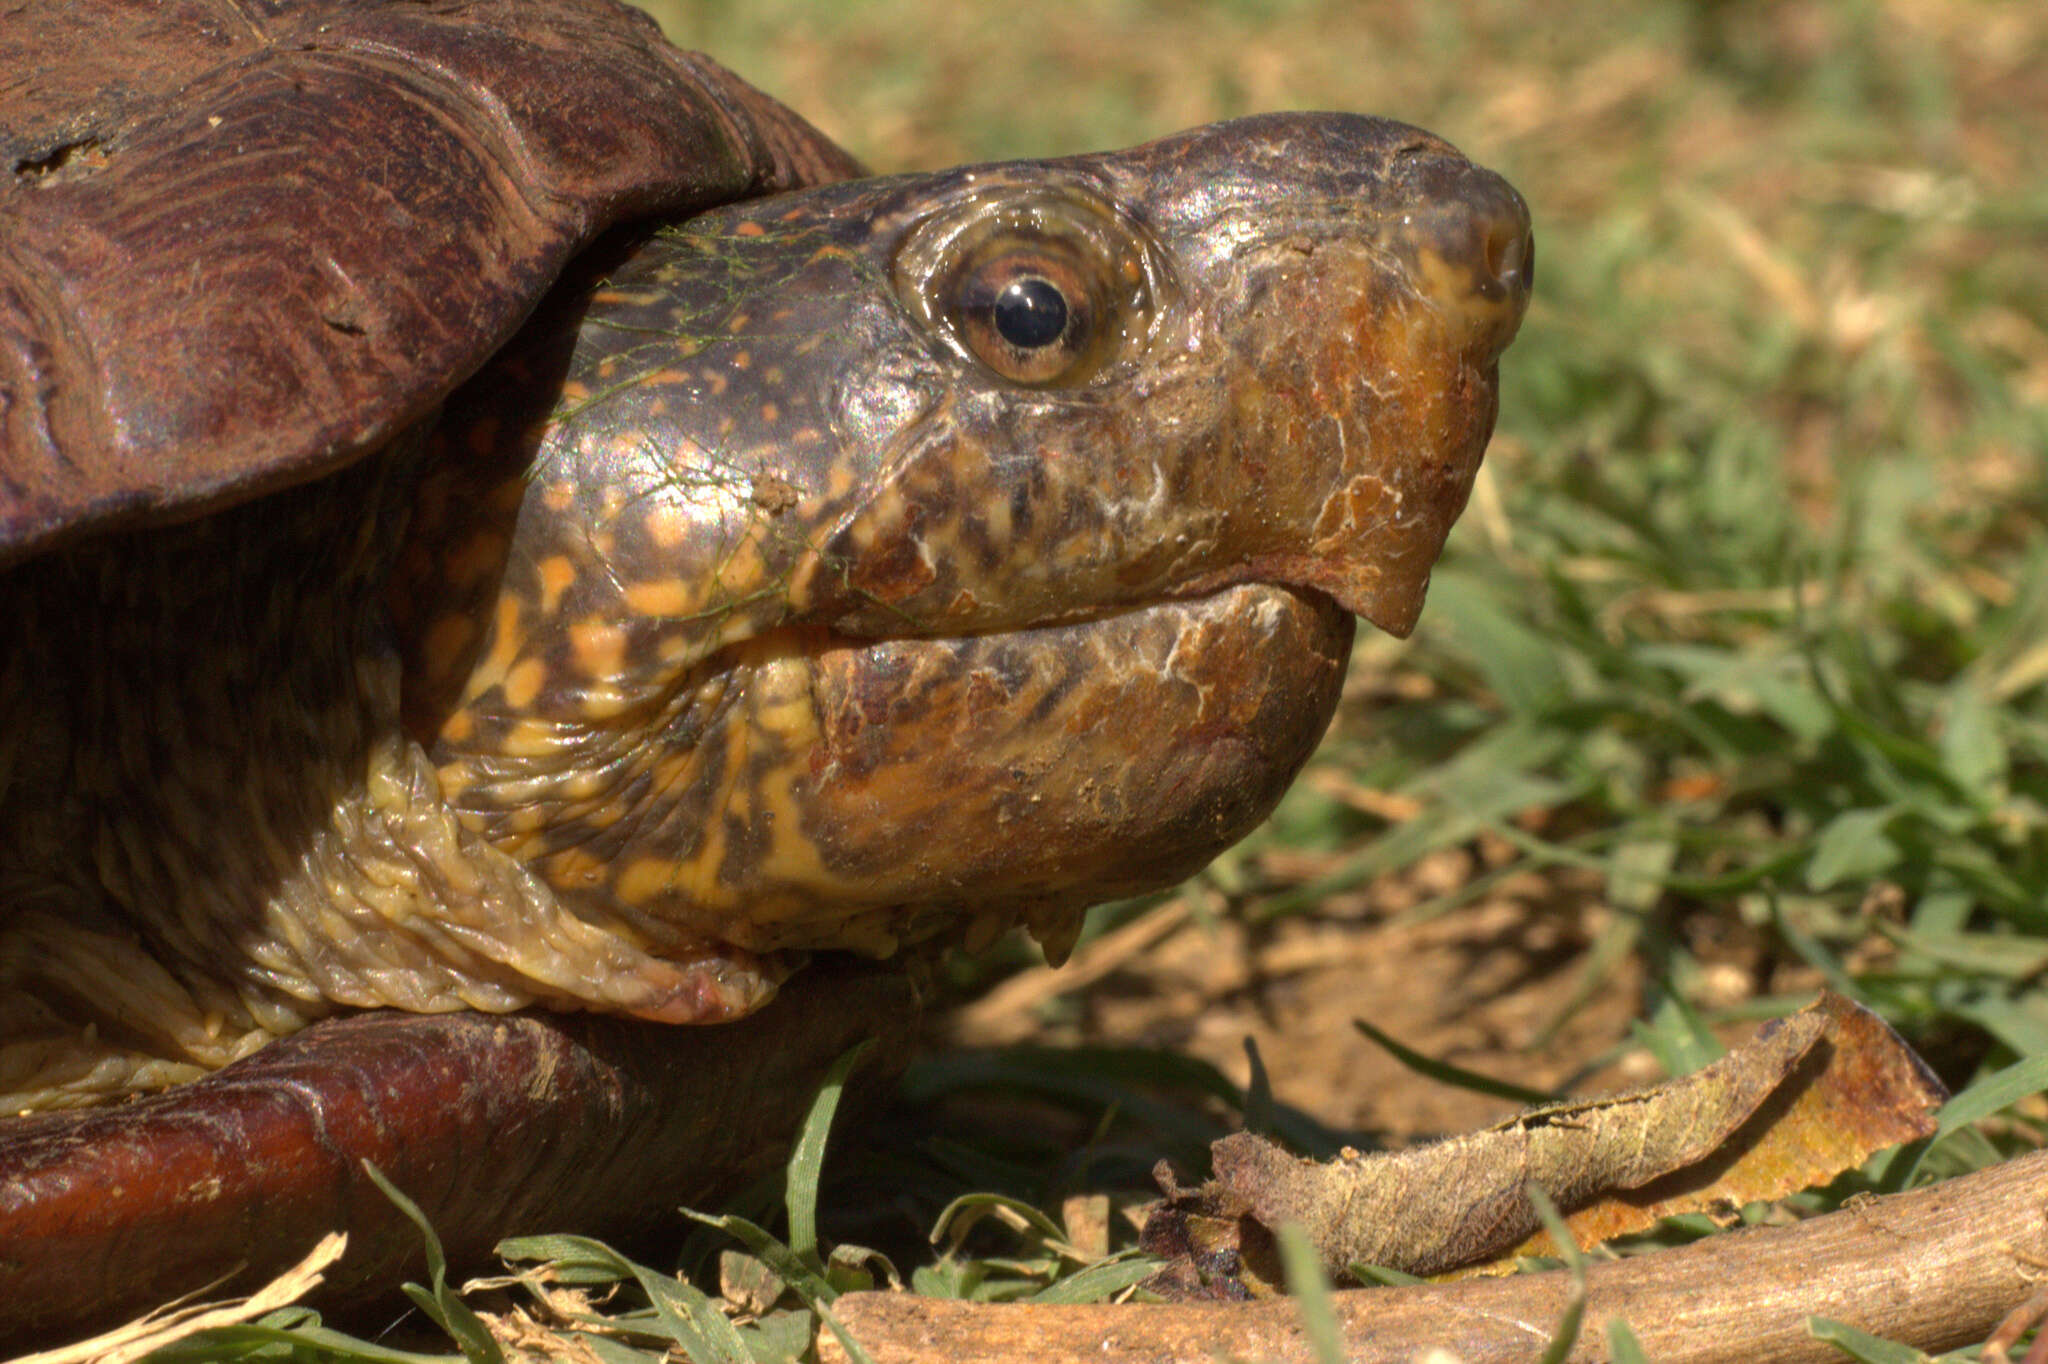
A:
0 960 917 1352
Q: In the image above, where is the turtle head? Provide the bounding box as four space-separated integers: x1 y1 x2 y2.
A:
394 113 1531 1019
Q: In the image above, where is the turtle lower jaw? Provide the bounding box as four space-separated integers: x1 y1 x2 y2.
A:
626 579 1355 965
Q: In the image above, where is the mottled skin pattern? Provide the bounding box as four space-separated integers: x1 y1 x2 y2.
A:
0 114 1527 1112
397 113 1529 1016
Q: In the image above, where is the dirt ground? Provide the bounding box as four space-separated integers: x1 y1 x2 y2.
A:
942 850 1655 1144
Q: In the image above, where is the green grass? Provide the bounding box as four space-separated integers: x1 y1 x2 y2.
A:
141 0 2048 1358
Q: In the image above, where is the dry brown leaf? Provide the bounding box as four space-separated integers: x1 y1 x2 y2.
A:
1143 991 1944 1292
5 1231 345 1364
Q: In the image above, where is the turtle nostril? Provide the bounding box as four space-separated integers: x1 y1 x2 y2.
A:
1380 150 1533 355
1434 168 1534 358
1409 159 1534 307
1483 216 1530 291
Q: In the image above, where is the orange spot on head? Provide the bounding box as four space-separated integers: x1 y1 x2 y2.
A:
537 555 578 616
736 220 768 237
624 579 692 617
459 594 526 702
503 657 549 710
570 619 630 678
643 503 693 550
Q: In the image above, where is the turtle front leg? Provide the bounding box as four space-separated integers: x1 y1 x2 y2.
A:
0 960 916 1351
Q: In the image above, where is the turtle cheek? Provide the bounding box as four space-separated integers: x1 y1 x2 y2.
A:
751 583 1352 957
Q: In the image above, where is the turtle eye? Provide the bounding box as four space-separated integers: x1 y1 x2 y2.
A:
994 277 1068 348
896 186 1165 390
955 246 1101 385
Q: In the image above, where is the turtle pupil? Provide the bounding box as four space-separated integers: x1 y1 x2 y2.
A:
993 277 1068 349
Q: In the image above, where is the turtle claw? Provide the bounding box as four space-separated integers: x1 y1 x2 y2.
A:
1024 903 1088 968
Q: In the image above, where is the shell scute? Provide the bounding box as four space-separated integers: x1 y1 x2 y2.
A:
0 0 861 562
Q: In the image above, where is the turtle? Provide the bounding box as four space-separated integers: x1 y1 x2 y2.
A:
0 0 1531 1344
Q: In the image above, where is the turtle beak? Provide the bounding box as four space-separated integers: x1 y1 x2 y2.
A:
1265 155 1534 639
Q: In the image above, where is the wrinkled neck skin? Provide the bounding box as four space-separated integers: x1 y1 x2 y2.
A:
0 450 734 1111
2 454 412 1105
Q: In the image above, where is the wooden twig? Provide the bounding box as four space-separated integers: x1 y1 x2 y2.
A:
823 1148 2048 1363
